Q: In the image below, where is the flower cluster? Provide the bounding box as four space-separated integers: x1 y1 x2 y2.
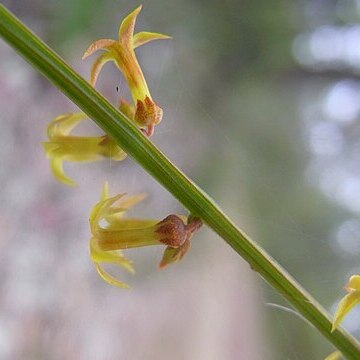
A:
43 5 170 185
42 6 202 288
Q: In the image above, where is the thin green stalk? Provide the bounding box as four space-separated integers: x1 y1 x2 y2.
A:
0 5 358 358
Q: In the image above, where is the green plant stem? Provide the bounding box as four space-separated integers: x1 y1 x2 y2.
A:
0 5 358 359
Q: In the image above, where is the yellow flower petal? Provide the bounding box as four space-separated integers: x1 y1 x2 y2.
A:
50 157 77 186
95 263 130 289
90 193 125 234
347 274 360 291
118 5 142 45
47 112 86 138
88 52 115 87
82 39 116 59
91 185 155 235
324 351 342 360
332 290 360 331
116 192 147 211
133 31 172 48
101 181 109 201
97 192 147 224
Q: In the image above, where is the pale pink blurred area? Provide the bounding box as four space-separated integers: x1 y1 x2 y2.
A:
0 33 266 360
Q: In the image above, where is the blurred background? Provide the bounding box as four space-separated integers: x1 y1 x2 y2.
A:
1 0 360 359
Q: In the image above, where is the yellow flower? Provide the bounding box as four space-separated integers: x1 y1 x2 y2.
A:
89 183 202 288
332 274 360 332
43 112 126 186
82 5 171 136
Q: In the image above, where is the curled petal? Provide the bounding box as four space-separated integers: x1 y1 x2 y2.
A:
95 193 147 226
82 39 117 59
346 275 360 291
91 185 149 229
143 124 154 137
95 263 130 289
90 193 151 234
47 112 86 139
90 194 125 234
89 52 116 87
116 193 147 211
332 291 360 332
90 236 134 287
133 31 172 48
118 5 142 46
50 157 77 187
